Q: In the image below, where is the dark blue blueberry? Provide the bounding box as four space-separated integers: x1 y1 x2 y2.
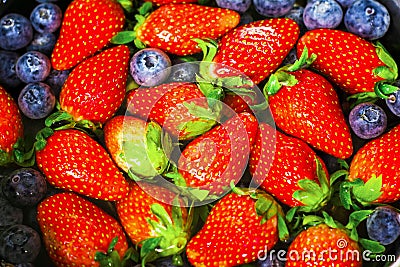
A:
2 168 47 207
44 68 70 97
367 206 400 245
30 3 62 33
215 0 251 13
336 0 357 8
253 0 296 18
303 0 343 30
349 102 387 139
285 5 307 35
36 0 59 2
26 32 57 56
130 48 171 87
344 0 390 40
281 48 298 66
18 82 56 119
0 13 33 50
0 50 22 88
239 12 254 26
0 224 41 264
16 51 51 83
257 252 285 267
386 89 400 117
0 197 23 232
167 62 199 83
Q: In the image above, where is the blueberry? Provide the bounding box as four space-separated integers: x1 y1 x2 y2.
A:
239 12 254 26
26 32 57 56
44 68 70 97
0 224 41 264
16 51 51 83
130 48 171 87
253 0 296 17
0 13 33 51
281 48 298 66
215 0 251 13
18 82 56 119
2 168 47 207
257 252 285 267
167 62 199 83
14 264 35 267
303 0 343 30
0 197 23 232
285 5 307 35
30 3 62 33
336 0 357 8
349 102 387 139
367 206 400 245
386 89 400 117
344 0 390 40
0 50 22 88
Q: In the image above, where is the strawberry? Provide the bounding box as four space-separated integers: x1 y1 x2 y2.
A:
103 115 173 179
198 18 299 84
297 28 398 97
186 188 287 267
116 181 190 265
346 123 400 204
0 85 24 166
35 128 131 201
177 112 258 196
51 0 125 70
285 223 362 267
249 123 330 209
135 4 240 56
56 45 130 126
126 82 218 140
37 192 129 267
264 67 353 159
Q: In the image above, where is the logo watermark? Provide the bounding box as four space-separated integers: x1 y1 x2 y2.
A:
258 239 397 263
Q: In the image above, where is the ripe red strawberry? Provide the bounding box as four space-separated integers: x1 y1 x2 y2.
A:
186 188 286 266
347 123 400 203
116 181 190 264
37 192 129 267
126 82 218 140
51 0 125 70
135 4 240 56
297 28 398 96
285 223 362 267
59 45 130 125
103 115 172 178
0 85 24 166
35 129 131 201
178 112 258 195
265 68 353 159
203 18 299 84
249 123 330 209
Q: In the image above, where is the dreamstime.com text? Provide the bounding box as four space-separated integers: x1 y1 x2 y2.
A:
257 239 397 263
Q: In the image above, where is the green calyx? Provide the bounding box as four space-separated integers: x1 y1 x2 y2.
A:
292 157 331 213
125 121 173 180
139 199 192 266
371 41 399 99
340 174 383 210
45 109 103 138
111 2 152 48
263 46 316 97
194 38 260 110
231 186 289 241
95 237 140 267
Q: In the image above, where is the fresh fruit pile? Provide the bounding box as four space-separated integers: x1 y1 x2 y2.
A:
1 0 400 266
